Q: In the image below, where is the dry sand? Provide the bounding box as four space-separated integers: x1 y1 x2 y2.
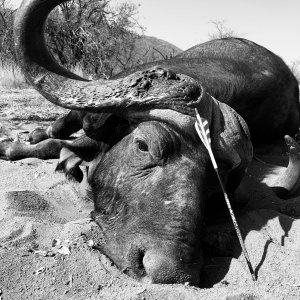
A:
0 89 300 299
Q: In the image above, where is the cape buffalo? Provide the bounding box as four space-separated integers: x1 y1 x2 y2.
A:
1 0 299 286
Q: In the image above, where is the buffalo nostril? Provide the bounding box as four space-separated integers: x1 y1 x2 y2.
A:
125 248 146 278
136 249 146 275
142 249 197 285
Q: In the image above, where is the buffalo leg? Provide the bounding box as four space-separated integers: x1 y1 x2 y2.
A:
0 138 65 160
28 110 85 144
0 134 100 161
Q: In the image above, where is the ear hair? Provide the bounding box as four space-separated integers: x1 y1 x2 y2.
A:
55 135 104 182
56 147 84 182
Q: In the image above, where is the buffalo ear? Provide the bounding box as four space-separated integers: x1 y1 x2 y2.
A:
56 147 84 182
211 99 252 170
55 136 104 182
208 99 253 207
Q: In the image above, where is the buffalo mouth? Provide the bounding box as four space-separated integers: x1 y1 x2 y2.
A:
100 237 202 285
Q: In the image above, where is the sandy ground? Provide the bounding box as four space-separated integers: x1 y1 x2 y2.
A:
0 88 300 299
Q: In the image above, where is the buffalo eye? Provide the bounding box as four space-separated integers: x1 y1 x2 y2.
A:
136 139 149 152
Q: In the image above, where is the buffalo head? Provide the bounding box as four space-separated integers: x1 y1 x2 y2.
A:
14 0 252 285
83 99 252 285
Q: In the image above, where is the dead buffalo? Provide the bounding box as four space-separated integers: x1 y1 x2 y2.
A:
2 0 299 286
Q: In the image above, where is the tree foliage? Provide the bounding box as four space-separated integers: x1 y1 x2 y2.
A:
0 0 15 64
0 0 144 78
45 0 144 78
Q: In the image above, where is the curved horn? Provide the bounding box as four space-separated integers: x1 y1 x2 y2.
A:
14 0 200 114
271 135 300 197
14 0 87 81
249 135 300 198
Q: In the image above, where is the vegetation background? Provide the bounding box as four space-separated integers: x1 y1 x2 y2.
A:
0 0 183 88
0 0 299 120
1 0 300 89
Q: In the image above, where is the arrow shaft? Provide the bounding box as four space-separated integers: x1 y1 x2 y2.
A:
194 108 256 281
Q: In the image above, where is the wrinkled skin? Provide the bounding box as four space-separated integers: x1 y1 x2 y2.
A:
88 121 209 284
5 0 300 286
0 101 252 285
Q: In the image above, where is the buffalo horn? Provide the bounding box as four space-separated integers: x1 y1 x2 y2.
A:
270 135 300 197
14 0 201 114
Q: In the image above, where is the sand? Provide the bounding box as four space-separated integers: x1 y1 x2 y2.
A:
0 91 300 299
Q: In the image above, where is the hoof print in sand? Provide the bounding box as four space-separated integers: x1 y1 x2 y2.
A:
6 190 49 212
0 217 36 246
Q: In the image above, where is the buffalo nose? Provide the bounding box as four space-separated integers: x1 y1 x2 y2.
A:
142 249 200 285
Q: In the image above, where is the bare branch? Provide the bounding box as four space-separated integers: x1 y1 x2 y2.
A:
208 19 245 40
152 47 168 60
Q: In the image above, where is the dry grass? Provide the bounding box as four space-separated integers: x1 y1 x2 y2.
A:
0 60 83 121
0 60 88 89
0 61 27 89
0 88 67 121
71 64 86 78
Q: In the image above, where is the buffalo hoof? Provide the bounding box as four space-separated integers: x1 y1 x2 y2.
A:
0 138 17 160
28 127 48 144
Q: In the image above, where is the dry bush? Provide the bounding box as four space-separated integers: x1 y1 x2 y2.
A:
208 19 245 40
